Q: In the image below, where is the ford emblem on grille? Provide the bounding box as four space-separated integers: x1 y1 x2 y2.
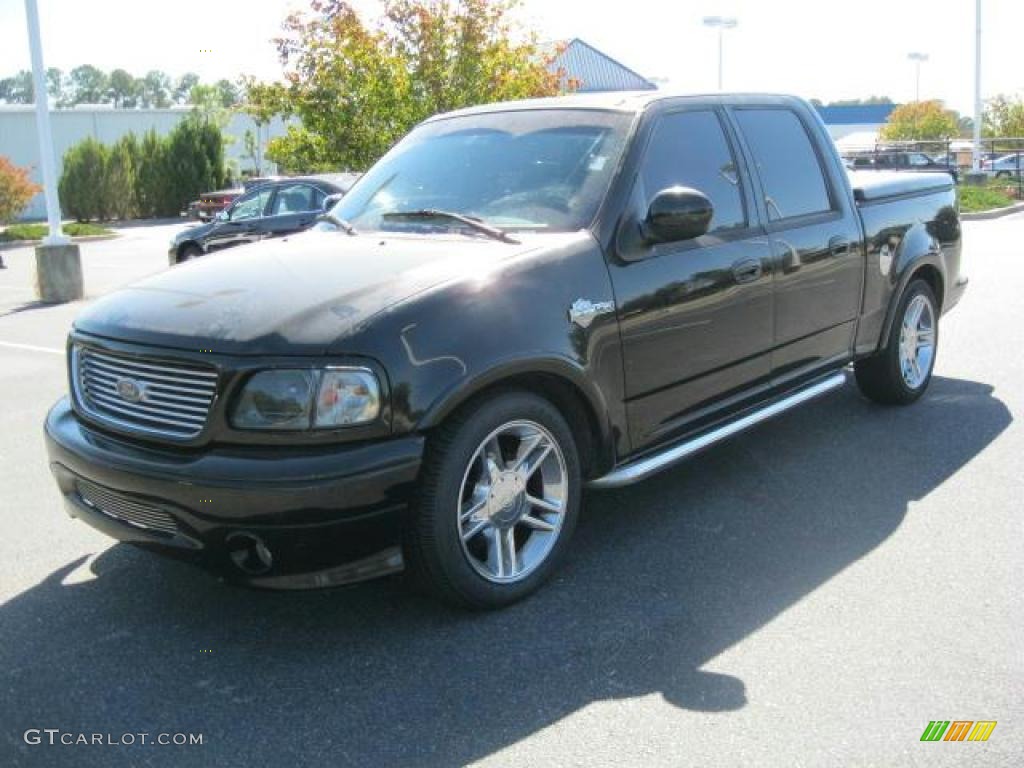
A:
114 377 146 403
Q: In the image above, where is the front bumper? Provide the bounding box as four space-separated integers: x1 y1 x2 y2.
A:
44 397 424 588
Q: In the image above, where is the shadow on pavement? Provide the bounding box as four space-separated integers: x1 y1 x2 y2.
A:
0 375 1010 767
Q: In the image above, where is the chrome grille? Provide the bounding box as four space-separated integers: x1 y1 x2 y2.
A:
74 345 218 439
77 480 178 536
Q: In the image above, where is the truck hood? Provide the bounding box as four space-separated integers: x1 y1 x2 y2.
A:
74 229 550 355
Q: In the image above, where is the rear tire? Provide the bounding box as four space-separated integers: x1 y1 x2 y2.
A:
855 279 938 405
405 390 581 609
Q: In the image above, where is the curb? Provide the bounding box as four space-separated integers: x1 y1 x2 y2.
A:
961 201 1024 221
0 233 119 251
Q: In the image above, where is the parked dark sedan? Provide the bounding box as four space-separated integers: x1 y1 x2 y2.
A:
169 176 355 265
845 151 959 183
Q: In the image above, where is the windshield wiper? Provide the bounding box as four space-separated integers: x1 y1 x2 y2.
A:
381 209 520 244
317 211 358 236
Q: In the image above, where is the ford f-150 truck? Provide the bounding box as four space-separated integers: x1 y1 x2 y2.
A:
45 93 966 608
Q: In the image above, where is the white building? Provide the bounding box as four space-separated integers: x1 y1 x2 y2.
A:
0 105 288 220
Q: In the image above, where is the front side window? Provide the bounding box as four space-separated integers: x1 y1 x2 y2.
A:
638 110 746 233
271 184 318 215
230 188 272 221
734 108 833 221
333 109 633 234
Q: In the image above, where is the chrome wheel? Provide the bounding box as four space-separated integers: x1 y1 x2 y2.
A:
898 294 936 389
457 420 568 584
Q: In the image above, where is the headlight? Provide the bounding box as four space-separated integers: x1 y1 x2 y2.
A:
314 368 381 427
230 367 381 430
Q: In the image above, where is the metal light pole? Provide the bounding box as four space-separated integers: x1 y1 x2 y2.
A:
973 0 983 172
24 0 82 301
907 52 929 102
703 16 738 91
24 0 67 246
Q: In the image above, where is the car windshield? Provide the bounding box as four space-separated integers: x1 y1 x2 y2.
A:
331 109 634 234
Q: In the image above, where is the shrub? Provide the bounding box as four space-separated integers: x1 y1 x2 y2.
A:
59 137 109 221
0 156 41 223
106 135 139 220
58 118 225 220
134 129 167 218
0 221 111 242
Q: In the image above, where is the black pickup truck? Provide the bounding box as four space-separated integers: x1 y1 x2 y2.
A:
45 93 966 608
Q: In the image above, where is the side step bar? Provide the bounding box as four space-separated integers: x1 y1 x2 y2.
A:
588 372 847 489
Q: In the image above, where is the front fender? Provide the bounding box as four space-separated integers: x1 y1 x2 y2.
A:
331 232 630 466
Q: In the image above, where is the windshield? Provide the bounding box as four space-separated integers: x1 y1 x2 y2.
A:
332 109 633 234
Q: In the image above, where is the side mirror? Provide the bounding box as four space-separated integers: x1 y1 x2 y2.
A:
322 193 344 211
641 186 713 244
216 209 230 222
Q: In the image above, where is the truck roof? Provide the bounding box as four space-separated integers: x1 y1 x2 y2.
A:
425 92 810 121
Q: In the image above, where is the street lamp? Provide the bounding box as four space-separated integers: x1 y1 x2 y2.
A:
907 51 929 102
973 0 983 172
703 16 738 91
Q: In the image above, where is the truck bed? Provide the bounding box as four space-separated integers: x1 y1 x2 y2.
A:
847 169 955 203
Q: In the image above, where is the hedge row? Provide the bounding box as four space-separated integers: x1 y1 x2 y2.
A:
59 117 226 221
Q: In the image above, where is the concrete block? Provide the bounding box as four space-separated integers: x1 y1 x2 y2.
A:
34 243 84 303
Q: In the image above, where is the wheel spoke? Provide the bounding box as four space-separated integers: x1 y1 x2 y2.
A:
521 513 556 532
462 519 489 542
526 494 563 514
911 357 923 383
485 436 505 469
487 526 517 578
460 496 486 522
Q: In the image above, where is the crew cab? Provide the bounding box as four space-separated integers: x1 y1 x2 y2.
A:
45 93 966 608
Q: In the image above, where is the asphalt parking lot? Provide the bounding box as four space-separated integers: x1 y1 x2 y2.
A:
0 217 1020 767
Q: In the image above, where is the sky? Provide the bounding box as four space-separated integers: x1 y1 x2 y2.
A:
1 0 1022 115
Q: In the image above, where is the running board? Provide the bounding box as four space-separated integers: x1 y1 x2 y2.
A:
587 372 847 489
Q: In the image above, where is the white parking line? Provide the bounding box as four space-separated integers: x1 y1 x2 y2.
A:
0 340 64 356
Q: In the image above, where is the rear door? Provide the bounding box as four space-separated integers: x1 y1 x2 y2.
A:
729 107 863 383
608 107 775 452
263 183 325 239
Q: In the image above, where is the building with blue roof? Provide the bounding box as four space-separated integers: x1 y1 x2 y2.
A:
543 38 657 93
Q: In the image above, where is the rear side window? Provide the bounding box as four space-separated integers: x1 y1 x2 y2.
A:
734 109 833 222
271 184 318 215
639 110 746 233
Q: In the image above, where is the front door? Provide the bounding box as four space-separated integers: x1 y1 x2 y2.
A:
263 183 324 239
608 108 774 453
207 186 273 251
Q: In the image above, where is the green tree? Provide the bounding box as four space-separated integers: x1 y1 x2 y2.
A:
108 69 139 108
174 73 200 104
0 70 34 103
139 70 172 108
69 65 109 104
880 100 959 141
983 95 1024 137
214 79 241 107
0 156 41 223
249 0 561 172
46 68 65 104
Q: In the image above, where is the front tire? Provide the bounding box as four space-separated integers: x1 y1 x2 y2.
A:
405 391 581 609
177 244 202 264
855 279 938 405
